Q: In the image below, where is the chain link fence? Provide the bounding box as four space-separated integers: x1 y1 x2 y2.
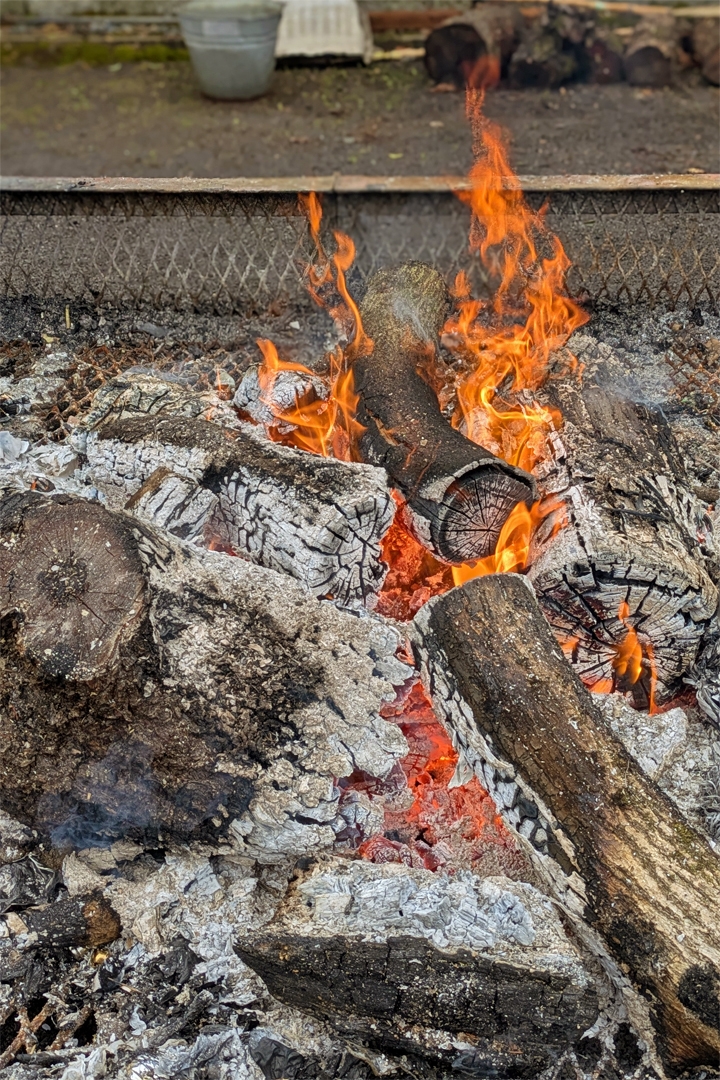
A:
1 185 718 314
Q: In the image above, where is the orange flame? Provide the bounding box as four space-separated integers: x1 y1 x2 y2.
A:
612 600 658 714
451 495 566 585
442 90 588 477
255 194 369 461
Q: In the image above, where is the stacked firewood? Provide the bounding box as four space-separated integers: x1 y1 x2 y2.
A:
424 2 720 89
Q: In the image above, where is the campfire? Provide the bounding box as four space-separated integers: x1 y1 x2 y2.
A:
0 92 718 1080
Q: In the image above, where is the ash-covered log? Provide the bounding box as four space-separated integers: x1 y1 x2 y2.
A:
0 492 408 856
355 263 535 563
530 348 717 704
237 858 599 1077
77 374 395 607
410 574 720 1071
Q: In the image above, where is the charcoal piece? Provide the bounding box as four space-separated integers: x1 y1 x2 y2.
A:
24 892 121 948
410 573 720 1070
354 263 534 564
0 491 408 856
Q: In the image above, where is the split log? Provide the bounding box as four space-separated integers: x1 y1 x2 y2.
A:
424 4 522 88
623 15 679 87
24 893 121 949
0 491 409 856
355 263 535 563
410 573 720 1071
691 18 720 85
529 342 717 704
76 373 395 607
237 858 599 1076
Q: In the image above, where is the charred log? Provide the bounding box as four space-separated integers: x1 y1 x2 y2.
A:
236 858 599 1077
355 263 535 564
410 573 720 1071
77 374 395 607
0 491 408 854
530 348 717 704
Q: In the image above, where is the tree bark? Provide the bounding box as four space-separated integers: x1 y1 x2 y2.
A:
0 491 409 856
529 352 717 704
355 263 535 564
410 573 720 1071
624 15 679 87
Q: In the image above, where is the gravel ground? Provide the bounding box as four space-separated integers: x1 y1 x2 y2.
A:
1 59 718 177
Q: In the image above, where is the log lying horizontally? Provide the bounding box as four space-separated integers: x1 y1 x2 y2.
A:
410 574 720 1071
623 14 679 87
76 373 395 607
355 263 535 564
0 492 409 854
237 858 600 1076
424 4 522 88
530 341 717 704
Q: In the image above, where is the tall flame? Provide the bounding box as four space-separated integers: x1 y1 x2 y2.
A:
256 193 369 461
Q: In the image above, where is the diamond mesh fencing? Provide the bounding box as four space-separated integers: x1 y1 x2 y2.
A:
1 187 718 314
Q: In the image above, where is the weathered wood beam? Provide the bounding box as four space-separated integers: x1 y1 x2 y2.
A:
410 573 720 1070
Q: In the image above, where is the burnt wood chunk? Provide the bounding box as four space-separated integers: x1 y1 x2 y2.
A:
355 263 535 563
78 375 395 607
0 492 408 854
530 344 717 703
236 859 599 1077
24 893 121 948
410 574 720 1070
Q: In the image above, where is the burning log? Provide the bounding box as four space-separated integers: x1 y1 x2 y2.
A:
530 349 717 704
354 263 535 564
237 858 600 1075
623 14 680 87
0 491 409 855
410 573 720 1071
77 374 395 607
23 893 121 949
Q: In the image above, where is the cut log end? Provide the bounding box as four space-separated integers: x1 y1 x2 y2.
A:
0 493 146 681
433 470 532 563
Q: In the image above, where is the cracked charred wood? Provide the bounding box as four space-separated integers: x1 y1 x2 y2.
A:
237 859 599 1078
77 374 395 607
0 492 409 855
355 263 535 564
24 893 121 949
530 347 717 704
623 14 679 86
410 573 720 1071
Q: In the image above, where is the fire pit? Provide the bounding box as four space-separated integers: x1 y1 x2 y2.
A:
0 101 719 1080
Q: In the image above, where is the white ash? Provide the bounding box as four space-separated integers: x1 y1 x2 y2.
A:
594 694 688 779
234 364 329 431
283 857 597 981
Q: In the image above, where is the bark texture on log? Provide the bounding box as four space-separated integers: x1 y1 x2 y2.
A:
624 15 679 86
410 574 720 1070
77 374 395 607
236 858 599 1077
530 340 717 704
355 263 535 564
0 492 409 855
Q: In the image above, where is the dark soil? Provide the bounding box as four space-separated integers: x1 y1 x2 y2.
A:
1 58 718 177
